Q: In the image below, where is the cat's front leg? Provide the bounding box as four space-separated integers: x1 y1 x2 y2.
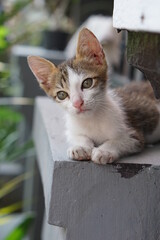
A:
67 135 94 161
92 131 144 165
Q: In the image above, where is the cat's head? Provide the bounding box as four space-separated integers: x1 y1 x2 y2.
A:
28 28 108 116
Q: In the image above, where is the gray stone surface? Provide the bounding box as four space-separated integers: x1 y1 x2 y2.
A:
42 211 66 240
33 97 160 240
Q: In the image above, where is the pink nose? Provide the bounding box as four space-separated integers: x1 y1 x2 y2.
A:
73 98 84 109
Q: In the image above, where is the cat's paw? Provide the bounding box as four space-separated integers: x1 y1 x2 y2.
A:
67 146 92 161
91 148 117 165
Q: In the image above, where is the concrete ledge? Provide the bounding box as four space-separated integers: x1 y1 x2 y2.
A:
33 97 160 240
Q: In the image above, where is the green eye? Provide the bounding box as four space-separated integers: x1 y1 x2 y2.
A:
82 78 93 89
57 91 68 100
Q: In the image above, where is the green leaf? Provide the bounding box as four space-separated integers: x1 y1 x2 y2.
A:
0 107 23 124
0 107 35 162
0 172 32 199
2 140 35 163
0 202 22 218
0 27 9 37
4 213 34 240
0 26 9 51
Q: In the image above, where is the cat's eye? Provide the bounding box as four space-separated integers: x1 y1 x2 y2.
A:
82 78 93 89
57 91 68 100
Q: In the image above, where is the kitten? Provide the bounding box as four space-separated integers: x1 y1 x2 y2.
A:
27 28 160 165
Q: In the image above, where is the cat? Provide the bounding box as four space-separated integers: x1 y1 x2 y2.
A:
27 28 160 165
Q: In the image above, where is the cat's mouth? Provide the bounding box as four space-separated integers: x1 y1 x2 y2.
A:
76 108 91 114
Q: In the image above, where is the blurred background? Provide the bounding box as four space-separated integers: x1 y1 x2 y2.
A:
0 0 144 239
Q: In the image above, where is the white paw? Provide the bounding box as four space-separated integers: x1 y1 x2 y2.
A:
91 148 117 165
67 146 92 161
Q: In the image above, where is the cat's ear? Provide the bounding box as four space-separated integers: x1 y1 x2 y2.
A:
76 28 105 65
27 56 57 91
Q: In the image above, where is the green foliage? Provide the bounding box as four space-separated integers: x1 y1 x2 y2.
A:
0 107 22 123
0 0 32 55
4 213 34 240
0 171 34 238
0 1 35 238
0 172 32 199
0 107 34 162
0 63 10 85
0 202 23 221
0 172 34 240
0 26 9 52
0 0 35 92
0 0 32 25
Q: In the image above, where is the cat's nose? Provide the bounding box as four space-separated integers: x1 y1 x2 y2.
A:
72 98 84 109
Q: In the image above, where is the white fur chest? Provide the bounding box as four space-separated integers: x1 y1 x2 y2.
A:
66 109 126 146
